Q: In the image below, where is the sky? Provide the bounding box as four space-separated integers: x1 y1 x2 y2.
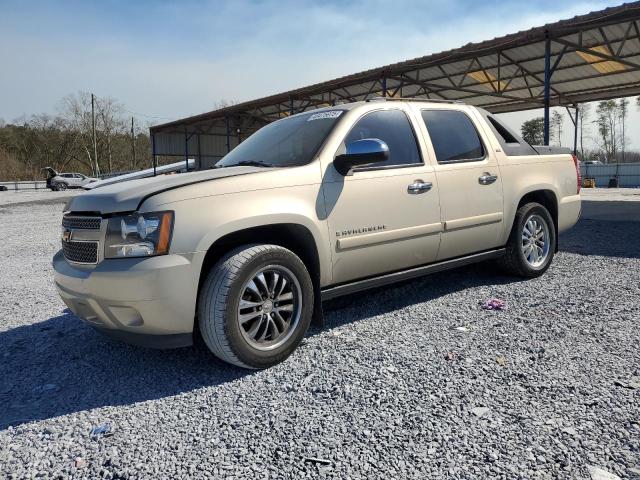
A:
1 0 638 150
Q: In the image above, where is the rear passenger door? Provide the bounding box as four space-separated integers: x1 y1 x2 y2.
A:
415 106 504 261
71 174 83 187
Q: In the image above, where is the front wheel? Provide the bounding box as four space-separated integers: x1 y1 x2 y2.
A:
500 202 556 278
198 244 313 369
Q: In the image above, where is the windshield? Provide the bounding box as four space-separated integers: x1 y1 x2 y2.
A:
216 110 345 168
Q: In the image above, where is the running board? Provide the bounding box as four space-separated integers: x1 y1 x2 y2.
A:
321 248 505 301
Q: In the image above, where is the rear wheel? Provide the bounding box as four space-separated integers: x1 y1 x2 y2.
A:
500 202 556 278
53 182 67 191
198 244 313 369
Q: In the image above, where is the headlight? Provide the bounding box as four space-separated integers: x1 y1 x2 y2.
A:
104 211 174 258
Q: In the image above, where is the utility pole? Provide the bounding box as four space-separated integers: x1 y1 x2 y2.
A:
621 99 626 163
130 117 136 170
91 93 99 175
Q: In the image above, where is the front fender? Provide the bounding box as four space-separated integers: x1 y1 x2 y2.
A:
147 187 332 286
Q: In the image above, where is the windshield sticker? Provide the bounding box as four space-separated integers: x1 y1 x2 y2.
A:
307 111 343 121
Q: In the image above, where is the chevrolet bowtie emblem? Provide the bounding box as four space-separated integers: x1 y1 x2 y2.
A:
62 229 73 242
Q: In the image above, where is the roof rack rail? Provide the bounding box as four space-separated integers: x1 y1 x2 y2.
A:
366 96 463 104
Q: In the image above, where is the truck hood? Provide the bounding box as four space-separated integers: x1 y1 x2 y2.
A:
65 166 267 214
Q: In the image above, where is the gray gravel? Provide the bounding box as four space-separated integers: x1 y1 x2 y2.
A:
0 198 639 479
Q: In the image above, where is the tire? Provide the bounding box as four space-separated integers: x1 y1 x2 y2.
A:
198 244 314 369
500 202 556 278
53 182 67 191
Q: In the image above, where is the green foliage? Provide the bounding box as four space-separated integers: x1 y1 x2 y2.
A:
520 117 544 145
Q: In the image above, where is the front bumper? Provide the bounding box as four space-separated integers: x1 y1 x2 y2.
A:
53 250 204 348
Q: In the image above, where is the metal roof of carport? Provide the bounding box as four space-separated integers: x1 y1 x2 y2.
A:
150 2 640 168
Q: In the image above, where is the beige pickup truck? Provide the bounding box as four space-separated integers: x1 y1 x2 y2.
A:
53 99 581 369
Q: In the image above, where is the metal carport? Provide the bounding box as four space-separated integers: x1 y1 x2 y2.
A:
150 2 640 171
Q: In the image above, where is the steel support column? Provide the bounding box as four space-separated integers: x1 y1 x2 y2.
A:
197 133 202 170
566 105 579 157
151 133 157 176
543 36 551 145
573 105 578 157
184 129 189 172
225 116 231 153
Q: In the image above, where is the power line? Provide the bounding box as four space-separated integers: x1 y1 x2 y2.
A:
121 107 174 122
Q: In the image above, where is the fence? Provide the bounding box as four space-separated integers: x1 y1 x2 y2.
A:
0 170 138 191
580 163 640 188
0 181 48 191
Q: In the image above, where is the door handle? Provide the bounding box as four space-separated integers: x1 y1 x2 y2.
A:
407 180 432 194
478 172 498 185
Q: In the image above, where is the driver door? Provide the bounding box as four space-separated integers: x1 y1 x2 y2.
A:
321 106 442 285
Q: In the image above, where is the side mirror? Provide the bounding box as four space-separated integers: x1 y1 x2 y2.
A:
334 138 389 175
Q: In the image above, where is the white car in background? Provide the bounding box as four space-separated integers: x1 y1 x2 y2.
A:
44 168 98 191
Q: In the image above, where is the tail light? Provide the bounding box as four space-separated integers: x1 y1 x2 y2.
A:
572 154 581 194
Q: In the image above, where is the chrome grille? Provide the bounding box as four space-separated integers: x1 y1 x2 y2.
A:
62 216 102 230
62 241 98 264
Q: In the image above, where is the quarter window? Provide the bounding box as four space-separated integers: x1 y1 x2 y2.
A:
421 110 485 163
344 109 421 168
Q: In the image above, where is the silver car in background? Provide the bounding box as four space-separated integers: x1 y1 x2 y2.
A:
44 167 98 191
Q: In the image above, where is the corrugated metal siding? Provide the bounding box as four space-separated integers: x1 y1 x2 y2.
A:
581 164 640 187
154 132 240 165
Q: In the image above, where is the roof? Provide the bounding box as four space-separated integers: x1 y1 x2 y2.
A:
151 2 640 138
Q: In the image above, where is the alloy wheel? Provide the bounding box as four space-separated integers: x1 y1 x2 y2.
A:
521 214 550 267
237 265 302 351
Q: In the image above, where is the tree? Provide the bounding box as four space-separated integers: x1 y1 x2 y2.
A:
520 117 544 145
96 96 126 174
0 91 150 181
61 92 102 175
619 98 629 162
594 100 620 162
577 103 591 160
551 111 564 146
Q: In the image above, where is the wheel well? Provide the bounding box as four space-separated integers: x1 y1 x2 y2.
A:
197 223 321 300
517 189 558 250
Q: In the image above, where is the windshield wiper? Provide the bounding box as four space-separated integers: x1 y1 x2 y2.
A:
232 160 275 168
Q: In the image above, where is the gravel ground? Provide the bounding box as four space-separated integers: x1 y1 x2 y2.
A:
0 198 639 479
0 190 78 207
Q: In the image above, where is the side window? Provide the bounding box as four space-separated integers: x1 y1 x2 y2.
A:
344 109 421 168
421 110 485 163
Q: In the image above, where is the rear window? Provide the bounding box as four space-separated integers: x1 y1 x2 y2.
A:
487 116 519 144
421 110 485 163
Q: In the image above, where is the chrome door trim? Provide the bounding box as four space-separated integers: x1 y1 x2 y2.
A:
444 212 503 231
336 222 442 251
